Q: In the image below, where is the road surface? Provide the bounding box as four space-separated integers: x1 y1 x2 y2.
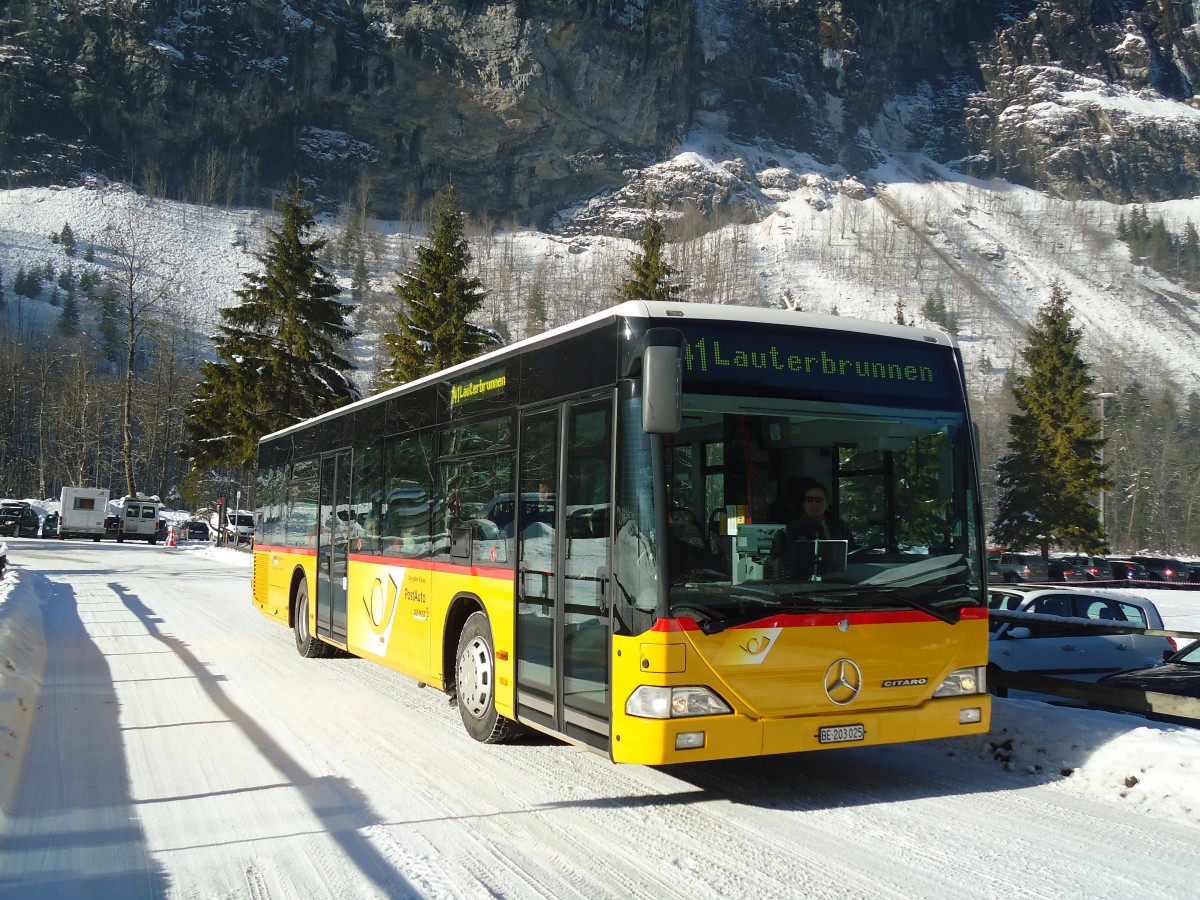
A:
1 540 1197 898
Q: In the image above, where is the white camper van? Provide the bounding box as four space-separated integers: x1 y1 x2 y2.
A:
117 495 162 544
58 486 110 541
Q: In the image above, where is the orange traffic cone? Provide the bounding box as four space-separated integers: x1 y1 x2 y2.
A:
165 526 177 548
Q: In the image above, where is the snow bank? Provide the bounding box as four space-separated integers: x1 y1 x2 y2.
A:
0 567 46 826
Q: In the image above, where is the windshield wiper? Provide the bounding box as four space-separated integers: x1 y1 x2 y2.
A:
695 585 969 633
833 585 967 624
697 598 843 635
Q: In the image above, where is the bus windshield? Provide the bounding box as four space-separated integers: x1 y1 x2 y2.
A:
663 391 982 629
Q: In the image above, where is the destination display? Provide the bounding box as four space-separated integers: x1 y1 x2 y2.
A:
676 322 960 404
449 366 507 407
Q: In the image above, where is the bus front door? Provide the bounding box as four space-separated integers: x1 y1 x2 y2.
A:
515 398 613 752
315 449 351 644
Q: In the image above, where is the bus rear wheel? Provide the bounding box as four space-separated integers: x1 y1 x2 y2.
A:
293 579 329 658
455 611 518 743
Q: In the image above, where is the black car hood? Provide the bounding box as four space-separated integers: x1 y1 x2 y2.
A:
1100 663 1200 697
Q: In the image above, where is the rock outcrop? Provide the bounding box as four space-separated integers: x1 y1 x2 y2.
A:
2 1 1200 225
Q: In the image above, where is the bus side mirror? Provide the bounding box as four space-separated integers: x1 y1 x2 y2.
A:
642 344 681 434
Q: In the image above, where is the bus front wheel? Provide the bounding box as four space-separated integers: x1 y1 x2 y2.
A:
455 611 518 744
293 579 329 659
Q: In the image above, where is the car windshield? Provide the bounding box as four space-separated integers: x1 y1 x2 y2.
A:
664 393 982 629
1174 641 1200 665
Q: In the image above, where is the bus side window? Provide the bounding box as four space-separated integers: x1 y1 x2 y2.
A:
439 452 513 568
383 432 435 558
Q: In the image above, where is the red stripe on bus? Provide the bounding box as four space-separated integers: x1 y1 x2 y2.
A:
255 544 317 557
256 545 515 581
655 605 987 631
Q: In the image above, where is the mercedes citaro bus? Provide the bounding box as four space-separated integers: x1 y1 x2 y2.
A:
252 302 990 764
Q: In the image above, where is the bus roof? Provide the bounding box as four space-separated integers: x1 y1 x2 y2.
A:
259 301 958 444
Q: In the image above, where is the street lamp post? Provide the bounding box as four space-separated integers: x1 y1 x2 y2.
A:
1097 391 1117 537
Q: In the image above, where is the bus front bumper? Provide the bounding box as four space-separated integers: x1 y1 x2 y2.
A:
610 696 990 765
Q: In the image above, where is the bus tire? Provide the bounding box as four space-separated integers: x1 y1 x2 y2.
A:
455 611 518 744
293 578 330 659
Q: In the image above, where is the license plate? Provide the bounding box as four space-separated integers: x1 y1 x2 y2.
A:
819 724 865 744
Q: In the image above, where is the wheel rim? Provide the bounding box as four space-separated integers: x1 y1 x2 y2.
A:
457 634 493 721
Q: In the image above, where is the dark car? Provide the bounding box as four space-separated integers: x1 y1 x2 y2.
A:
41 511 59 537
1186 562 1200 584
1097 639 1200 726
1107 558 1151 581
1055 554 1112 581
183 519 211 541
1046 559 1088 582
1128 555 1191 582
0 501 40 538
103 514 120 539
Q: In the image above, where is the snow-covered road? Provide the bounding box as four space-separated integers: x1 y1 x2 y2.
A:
1 540 1198 899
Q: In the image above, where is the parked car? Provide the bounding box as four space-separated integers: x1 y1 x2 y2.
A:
1106 558 1151 581
41 511 59 537
1046 559 1088 582
103 514 120 539
993 551 1049 583
0 501 40 538
1097 639 1200 726
183 519 211 541
210 508 255 542
1185 561 1200 584
986 556 1003 583
1054 554 1112 581
987 586 1174 699
1128 555 1190 582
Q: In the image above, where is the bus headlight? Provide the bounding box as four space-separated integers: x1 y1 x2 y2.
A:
933 666 986 697
626 685 732 719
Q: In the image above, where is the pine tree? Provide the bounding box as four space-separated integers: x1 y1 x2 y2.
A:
992 283 1112 554
351 254 369 304
58 284 80 335
15 265 35 299
60 222 76 256
525 281 548 336
97 281 122 361
184 184 358 469
378 186 500 388
339 211 362 267
615 198 683 303
1180 221 1200 286
1147 217 1174 272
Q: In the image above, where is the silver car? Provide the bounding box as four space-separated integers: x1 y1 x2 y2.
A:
988 586 1173 700
993 552 1049 583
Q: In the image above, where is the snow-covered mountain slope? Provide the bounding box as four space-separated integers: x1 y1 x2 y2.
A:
4 149 1200 396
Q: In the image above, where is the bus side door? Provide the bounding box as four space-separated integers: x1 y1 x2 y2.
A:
515 396 613 751
315 449 352 644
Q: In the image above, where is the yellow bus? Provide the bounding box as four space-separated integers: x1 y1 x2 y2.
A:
252 301 990 764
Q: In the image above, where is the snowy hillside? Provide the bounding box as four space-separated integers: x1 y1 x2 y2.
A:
4 149 1200 397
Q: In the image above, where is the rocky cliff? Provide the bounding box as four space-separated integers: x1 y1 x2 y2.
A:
2 1 1199 226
